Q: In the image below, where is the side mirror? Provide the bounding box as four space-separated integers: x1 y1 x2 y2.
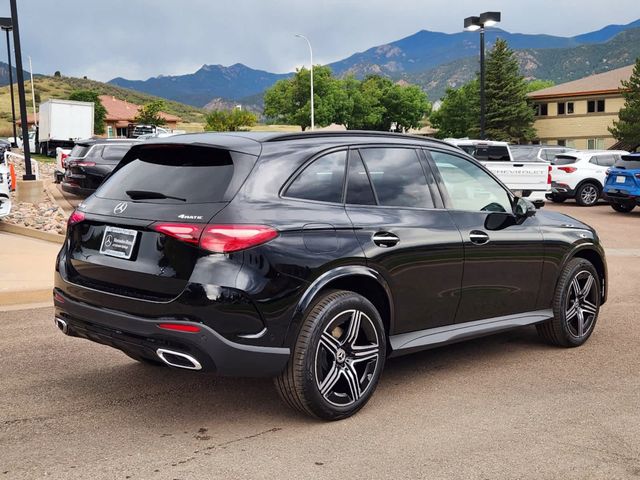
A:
514 197 537 224
484 212 516 231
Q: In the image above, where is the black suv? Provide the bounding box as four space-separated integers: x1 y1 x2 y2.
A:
61 138 140 197
54 132 607 420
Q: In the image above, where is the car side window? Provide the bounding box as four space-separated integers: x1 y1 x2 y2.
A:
597 155 615 167
430 151 512 213
102 145 133 161
359 148 433 208
285 150 347 203
346 151 376 205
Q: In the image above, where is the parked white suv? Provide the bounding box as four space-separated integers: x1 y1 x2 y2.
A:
548 150 629 206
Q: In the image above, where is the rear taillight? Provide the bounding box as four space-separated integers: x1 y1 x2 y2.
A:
67 210 85 227
558 166 577 173
605 169 611 176
151 223 278 253
635 173 640 180
547 165 552 184
61 153 68 168
77 161 96 167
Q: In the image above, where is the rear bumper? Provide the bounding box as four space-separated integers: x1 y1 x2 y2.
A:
546 182 575 198
53 288 290 377
61 181 94 197
603 189 640 204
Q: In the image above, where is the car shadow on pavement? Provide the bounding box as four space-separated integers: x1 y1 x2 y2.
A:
47 325 550 426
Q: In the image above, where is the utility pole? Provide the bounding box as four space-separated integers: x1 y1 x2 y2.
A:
10 0 35 180
0 22 17 146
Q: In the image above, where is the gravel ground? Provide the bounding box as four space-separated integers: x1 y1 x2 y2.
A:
1 159 67 235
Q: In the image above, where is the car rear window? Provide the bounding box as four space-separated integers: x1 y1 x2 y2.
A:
102 145 134 161
460 145 511 162
510 147 537 161
553 155 579 166
614 155 640 170
95 144 256 204
70 144 91 158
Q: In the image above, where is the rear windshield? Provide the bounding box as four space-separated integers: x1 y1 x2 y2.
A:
614 155 640 170
95 144 256 204
70 144 91 158
553 155 579 166
459 145 511 161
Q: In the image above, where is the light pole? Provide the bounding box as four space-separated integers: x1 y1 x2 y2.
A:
295 34 314 131
464 11 501 140
0 21 17 147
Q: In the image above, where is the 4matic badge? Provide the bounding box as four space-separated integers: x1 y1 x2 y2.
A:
178 214 203 220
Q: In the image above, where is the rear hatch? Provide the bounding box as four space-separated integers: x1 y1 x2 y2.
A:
605 155 640 192
65 143 258 300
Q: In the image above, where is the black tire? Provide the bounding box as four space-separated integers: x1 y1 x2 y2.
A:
611 202 635 213
536 258 601 347
549 194 566 203
275 290 386 420
124 351 165 366
575 182 600 207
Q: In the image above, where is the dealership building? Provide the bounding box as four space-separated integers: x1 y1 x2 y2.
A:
528 64 633 150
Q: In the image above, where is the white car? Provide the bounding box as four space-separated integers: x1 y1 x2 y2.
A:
445 139 551 205
54 147 72 183
0 154 12 218
548 150 629 206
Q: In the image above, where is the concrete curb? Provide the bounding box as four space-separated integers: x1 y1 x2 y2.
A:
0 289 52 306
47 182 76 215
0 222 65 244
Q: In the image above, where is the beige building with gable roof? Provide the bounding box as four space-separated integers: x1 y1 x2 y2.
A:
528 65 633 150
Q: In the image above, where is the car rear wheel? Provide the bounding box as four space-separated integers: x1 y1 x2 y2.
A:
575 182 600 206
610 201 635 213
536 258 600 347
275 290 386 420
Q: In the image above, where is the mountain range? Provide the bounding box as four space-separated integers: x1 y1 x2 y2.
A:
102 18 640 108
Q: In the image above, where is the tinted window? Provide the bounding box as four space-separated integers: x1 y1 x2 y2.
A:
554 155 579 166
96 145 253 204
615 156 640 169
70 144 90 158
346 152 376 205
431 151 512 213
102 145 133 161
359 148 433 208
461 145 511 162
594 155 615 167
286 151 346 203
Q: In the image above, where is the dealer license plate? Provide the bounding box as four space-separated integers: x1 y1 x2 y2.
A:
99 226 138 259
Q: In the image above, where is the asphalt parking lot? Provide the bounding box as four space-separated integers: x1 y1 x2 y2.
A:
1 203 639 480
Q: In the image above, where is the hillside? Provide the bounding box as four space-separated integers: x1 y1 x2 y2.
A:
105 19 640 106
0 73 206 136
405 28 640 100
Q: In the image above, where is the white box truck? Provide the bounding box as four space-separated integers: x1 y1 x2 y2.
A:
38 99 94 156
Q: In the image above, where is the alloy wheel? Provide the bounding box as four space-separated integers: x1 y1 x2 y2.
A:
314 309 381 407
580 185 598 205
565 270 598 339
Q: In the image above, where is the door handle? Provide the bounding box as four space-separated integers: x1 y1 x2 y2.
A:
469 230 490 245
372 231 399 248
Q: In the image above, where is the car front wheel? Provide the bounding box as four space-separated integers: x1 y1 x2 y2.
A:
537 258 601 347
275 290 386 420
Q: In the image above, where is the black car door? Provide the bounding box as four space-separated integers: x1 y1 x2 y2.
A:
425 148 545 323
344 146 463 335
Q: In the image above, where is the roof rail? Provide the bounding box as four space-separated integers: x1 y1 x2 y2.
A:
263 130 450 146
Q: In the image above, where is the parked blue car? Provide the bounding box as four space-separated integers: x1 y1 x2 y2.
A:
603 153 640 212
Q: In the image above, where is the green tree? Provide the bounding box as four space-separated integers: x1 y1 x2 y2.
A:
264 65 343 130
609 57 640 149
484 39 536 142
430 80 480 139
68 90 106 135
204 108 257 132
526 79 555 93
134 100 167 126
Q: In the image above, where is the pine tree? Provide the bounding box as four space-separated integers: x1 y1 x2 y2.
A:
484 39 536 142
609 57 640 150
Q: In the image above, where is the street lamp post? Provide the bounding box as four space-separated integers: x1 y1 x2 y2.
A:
464 11 501 140
295 34 314 131
0 24 17 147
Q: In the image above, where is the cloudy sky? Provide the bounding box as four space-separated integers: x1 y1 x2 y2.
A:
2 0 639 81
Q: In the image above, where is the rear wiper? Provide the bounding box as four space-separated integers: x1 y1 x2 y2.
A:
125 190 186 202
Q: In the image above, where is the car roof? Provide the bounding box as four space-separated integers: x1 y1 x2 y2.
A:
445 138 509 147
76 138 141 146
142 131 457 156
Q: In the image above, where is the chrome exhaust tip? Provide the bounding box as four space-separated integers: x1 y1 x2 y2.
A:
156 348 202 371
54 317 68 334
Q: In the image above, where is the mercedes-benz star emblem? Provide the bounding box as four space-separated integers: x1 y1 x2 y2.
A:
104 235 113 247
113 202 128 214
